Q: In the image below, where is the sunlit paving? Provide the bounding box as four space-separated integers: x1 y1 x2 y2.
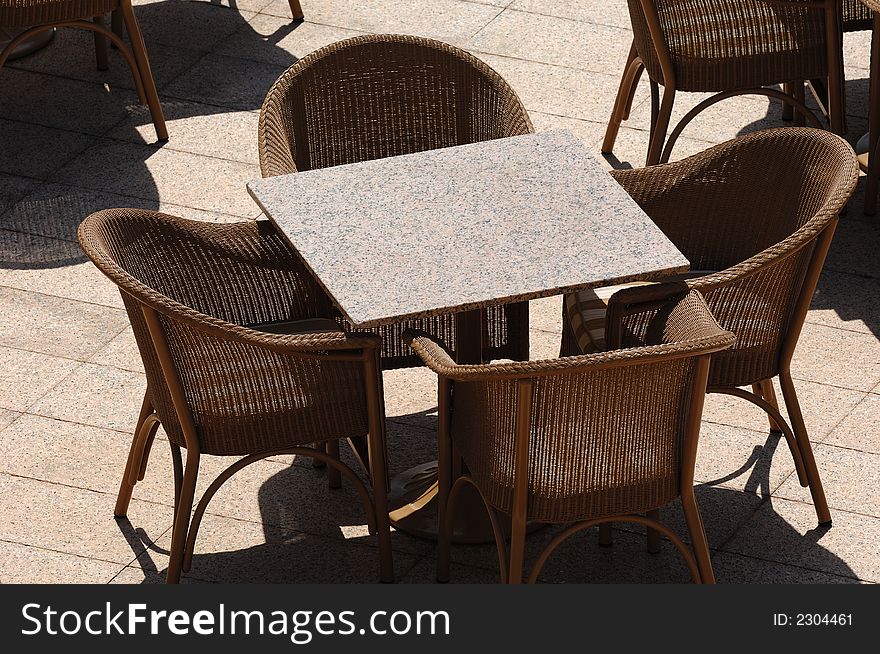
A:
0 0 878 587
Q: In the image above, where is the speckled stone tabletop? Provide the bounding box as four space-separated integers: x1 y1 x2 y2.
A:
247 130 689 328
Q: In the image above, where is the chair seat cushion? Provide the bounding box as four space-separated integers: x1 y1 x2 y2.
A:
246 317 342 335
564 271 714 354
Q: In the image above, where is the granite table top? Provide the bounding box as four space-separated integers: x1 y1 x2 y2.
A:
247 130 689 328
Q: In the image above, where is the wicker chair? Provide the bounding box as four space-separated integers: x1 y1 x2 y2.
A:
604 0 845 165
259 33 534 369
78 209 393 584
407 290 735 584
563 128 859 527
0 0 166 140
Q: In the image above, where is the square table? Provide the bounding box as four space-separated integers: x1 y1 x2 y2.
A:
248 129 689 355
247 129 690 540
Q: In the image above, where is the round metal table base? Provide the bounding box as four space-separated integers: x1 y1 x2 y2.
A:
856 132 870 173
388 461 544 544
0 27 55 61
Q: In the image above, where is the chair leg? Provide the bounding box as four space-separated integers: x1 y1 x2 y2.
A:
781 82 794 121
111 9 124 41
507 510 527 585
114 393 157 517
598 522 613 547
680 489 714 584
166 448 199 584
646 84 675 166
825 2 847 135
368 438 393 583
778 370 832 525
602 41 644 154
326 440 342 489
646 509 661 554
288 0 304 20
93 16 109 71
752 380 784 434
119 0 168 141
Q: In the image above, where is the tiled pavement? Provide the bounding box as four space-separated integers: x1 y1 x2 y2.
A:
0 0 878 584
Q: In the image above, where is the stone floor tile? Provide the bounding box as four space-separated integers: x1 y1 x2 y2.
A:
29 363 146 433
0 119 95 180
477 53 648 123
109 104 260 165
775 443 880 518
0 413 182 513
509 0 632 29
722 498 877 582
88 327 144 373
791 323 880 392
133 513 423 583
0 346 80 412
694 422 797 496
824 206 880 279
0 226 85 271
0 173 39 218
0 286 129 359
469 9 632 75
711 550 862 584
0 473 170 564
0 541 126 584
134 1 259 53
0 230 123 308
0 409 20 432
822 393 880 454
51 140 261 218
401 558 500 583
261 0 500 44
163 54 287 111
214 13 364 66
8 27 204 93
529 295 563 334
1 182 246 245
0 67 142 137
529 326 559 360
701 379 867 444
809 268 880 336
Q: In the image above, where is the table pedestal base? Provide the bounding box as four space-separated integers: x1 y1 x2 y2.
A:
0 26 54 60
857 132 870 173
388 460 544 544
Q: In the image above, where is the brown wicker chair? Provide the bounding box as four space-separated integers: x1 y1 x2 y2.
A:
258 33 534 370
563 128 859 527
0 0 166 140
407 290 735 584
604 0 845 165
78 209 393 584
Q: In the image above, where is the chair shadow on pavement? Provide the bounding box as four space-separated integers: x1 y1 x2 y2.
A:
0 0 300 270
127 418 858 583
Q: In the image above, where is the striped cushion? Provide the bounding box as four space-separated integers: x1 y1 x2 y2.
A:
564 272 715 354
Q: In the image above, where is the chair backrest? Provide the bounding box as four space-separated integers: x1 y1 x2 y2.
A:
610 128 858 387
841 0 872 31
626 0 828 91
410 290 735 523
258 33 533 177
78 209 372 455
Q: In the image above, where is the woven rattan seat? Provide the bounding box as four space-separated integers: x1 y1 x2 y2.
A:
259 33 534 370
78 209 393 584
409 290 736 584
605 0 847 165
564 128 859 528
0 0 166 140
